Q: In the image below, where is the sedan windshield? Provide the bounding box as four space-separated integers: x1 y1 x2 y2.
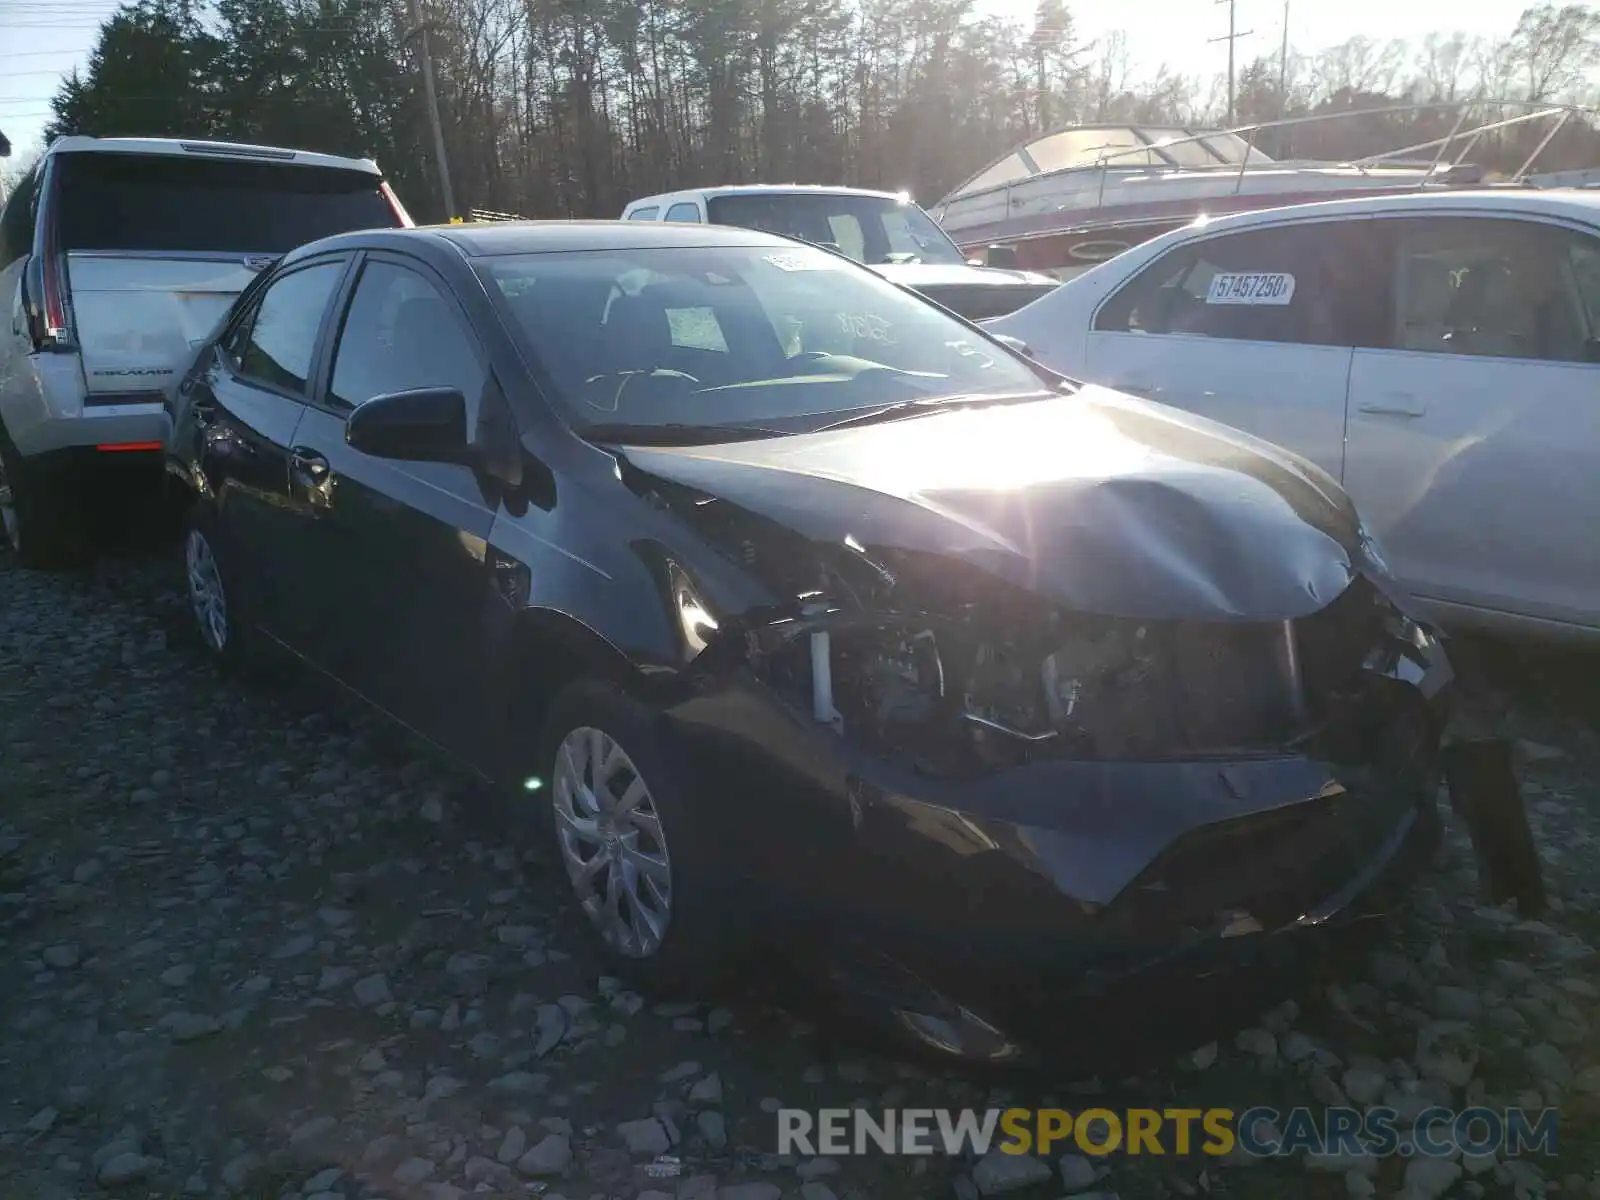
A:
479 244 1050 439
705 193 967 266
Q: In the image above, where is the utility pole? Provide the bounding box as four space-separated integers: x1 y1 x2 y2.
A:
407 0 456 221
1278 0 1290 121
1208 0 1253 126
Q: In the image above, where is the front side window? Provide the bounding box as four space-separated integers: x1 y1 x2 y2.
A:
664 203 702 224
1387 217 1596 363
705 194 967 266
329 260 484 413
480 244 1047 438
237 260 344 394
1094 223 1348 347
627 206 660 221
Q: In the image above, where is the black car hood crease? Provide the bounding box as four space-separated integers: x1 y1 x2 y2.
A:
615 387 1369 622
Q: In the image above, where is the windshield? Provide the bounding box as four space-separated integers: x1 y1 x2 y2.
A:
704 193 967 266
479 244 1048 438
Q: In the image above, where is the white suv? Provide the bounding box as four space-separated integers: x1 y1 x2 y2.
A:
0 136 412 564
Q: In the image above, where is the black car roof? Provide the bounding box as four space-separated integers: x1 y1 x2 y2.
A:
283 219 805 267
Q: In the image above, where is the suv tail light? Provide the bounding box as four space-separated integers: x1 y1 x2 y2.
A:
21 206 75 353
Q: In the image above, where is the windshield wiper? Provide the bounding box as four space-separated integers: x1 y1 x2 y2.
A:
579 422 785 446
810 391 1052 433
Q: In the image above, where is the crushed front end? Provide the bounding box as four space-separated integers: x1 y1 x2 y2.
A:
672 532 1450 1068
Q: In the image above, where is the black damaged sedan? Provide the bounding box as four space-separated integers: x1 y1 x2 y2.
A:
166 220 1452 1067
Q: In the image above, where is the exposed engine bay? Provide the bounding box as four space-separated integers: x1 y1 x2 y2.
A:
633 465 1443 778
711 533 1432 777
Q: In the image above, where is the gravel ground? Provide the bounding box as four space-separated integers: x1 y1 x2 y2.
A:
3 546 1600 1200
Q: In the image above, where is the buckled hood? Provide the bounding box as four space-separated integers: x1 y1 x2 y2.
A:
614 386 1374 622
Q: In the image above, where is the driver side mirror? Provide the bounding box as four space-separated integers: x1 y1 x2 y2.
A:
346 386 474 463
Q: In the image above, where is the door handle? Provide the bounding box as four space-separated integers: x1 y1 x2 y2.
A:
1357 404 1426 419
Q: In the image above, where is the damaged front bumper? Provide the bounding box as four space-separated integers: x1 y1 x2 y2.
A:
666 573 1452 1069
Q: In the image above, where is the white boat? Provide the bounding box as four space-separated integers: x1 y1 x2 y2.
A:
932 101 1597 278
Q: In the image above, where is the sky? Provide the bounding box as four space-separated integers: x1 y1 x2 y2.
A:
0 0 1535 164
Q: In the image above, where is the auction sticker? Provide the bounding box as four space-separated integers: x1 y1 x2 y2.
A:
1205 272 1295 305
764 250 838 272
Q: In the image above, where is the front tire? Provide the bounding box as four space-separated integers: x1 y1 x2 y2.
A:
538 680 730 988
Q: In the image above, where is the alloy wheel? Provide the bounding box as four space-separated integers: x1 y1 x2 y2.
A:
185 527 229 654
552 725 673 958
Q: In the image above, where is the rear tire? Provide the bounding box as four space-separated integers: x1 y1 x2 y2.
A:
0 428 80 569
536 679 734 991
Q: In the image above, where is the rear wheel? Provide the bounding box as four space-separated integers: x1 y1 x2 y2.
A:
538 680 733 988
0 430 79 569
182 506 256 674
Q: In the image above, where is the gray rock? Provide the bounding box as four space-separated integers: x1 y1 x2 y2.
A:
290 1115 339 1149
1526 1043 1573 1087
273 933 315 959
159 963 196 987
42 943 80 969
1281 1031 1317 1063
1342 1067 1387 1105
1058 1153 1097 1191
220 1152 263 1192
303 1167 344 1192
800 1184 840 1200
422 1073 465 1103
971 1149 1053 1194
533 1004 567 1056
618 1117 672 1156
23 1106 57 1134
662 1059 702 1083
393 1156 436 1185
353 973 392 1006
797 1157 840 1181
160 1011 224 1042
1235 1027 1276 1058
717 1186 782 1200
1402 1156 1461 1199
689 1073 724 1106
98 1151 158 1184
487 1070 548 1094
516 1133 572 1176
698 1109 728 1150
497 1125 527 1163
1434 986 1482 1021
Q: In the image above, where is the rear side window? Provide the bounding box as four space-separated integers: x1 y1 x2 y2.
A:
237 261 345 394
1384 217 1598 363
664 202 701 223
627 206 661 221
53 152 400 255
1095 223 1351 347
